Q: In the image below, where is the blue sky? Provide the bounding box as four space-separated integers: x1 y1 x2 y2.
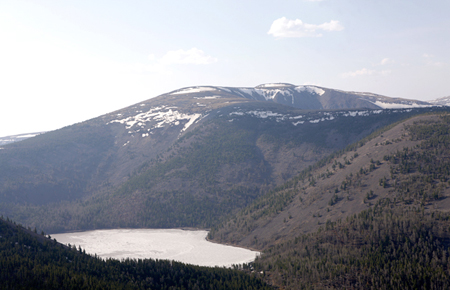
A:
1 0 449 136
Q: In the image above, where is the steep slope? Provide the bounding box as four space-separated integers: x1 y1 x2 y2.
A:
209 112 450 289
253 202 450 289
210 112 450 250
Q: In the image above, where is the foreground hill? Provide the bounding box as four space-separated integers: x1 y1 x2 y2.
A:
0 216 272 290
210 113 450 248
0 84 439 233
254 201 450 289
209 112 450 288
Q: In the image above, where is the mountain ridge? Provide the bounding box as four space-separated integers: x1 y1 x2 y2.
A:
0 83 447 233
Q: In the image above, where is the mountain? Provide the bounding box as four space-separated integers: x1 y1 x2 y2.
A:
0 84 442 233
429 95 450 106
0 132 45 146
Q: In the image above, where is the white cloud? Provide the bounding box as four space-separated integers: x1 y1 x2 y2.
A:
160 48 218 65
380 58 394 65
268 17 344 38
341 68 391 78
423 53 445 67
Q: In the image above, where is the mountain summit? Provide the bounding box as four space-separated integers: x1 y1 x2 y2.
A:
165 83 432 110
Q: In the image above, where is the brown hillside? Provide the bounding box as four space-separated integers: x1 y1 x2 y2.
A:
210 114 450 250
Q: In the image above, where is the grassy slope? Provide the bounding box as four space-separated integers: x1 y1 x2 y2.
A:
210 113 450 248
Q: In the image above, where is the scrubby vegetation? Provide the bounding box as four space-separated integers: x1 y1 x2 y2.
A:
212 113 450 289
254 204 450 289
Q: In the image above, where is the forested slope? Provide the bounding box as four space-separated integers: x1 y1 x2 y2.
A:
3 106 434 233
254 205 450 289
0 217 271 290
210 112 450 289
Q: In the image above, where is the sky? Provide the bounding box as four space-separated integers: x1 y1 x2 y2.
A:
0 0 449 137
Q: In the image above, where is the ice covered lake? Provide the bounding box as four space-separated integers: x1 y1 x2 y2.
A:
52 229 259 267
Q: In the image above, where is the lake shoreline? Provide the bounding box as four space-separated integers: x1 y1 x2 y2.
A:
53 227 261 253
52 228 259 267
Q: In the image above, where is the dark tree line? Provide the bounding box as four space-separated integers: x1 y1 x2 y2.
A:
0 217 272 290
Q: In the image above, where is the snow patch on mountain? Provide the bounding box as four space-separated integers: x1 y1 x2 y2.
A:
295 85 325 96
218 87 232 93
230 110 287 122
0 132 44 145
261 89 293 101
234 84 325 103
257 83 292 88
292 121 304 126
370 101 431 109
171 87 217 95
108 106 201 136
228 108 417 127
343 111 369 117
427 96 450 106
194 96 221 99
247 110 286 119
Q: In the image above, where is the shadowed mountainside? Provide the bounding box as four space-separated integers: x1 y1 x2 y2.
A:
0 84 441 233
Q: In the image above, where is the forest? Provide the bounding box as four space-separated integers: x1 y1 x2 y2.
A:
228 113 450 289
0 217 271 290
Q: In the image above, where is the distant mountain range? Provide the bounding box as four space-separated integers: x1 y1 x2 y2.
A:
428 95 450 106
0 132 45 146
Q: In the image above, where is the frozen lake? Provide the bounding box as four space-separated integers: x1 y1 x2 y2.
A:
52 229 259 267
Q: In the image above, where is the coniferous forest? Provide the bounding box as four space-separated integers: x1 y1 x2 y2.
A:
203 113 450 289
0 217 271 290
